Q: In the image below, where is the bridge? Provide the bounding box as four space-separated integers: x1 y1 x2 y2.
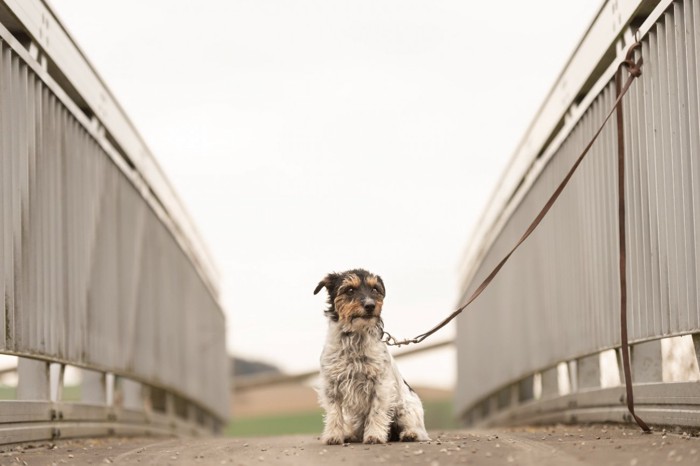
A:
0 0 699 463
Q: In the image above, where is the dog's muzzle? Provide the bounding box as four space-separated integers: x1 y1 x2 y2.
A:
354 298 376 320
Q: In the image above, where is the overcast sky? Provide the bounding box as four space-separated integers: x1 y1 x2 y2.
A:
51 0 602 388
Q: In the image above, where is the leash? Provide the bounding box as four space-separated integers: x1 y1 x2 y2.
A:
382 40 650 432
614 43 650 433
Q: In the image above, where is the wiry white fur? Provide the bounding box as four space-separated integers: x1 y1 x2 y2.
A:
318 321 430 445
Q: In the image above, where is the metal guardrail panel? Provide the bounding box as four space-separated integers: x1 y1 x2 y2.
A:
456 0 700 421
0 0 220 293
0 4 228 431
458 0 660 289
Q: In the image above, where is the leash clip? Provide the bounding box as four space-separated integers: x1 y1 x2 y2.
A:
382 331 399 346
382 330 420 347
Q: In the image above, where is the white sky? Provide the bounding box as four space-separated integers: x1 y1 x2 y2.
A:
50 0 602 388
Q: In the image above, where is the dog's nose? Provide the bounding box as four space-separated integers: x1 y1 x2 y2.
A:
364 301 376 314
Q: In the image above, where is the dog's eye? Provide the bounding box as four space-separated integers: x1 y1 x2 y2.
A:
346 288 354 295
372 287 380 293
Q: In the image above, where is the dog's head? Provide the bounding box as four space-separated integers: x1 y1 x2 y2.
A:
314 269 386 329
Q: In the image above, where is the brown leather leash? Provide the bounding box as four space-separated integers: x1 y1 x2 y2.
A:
383 40 650 432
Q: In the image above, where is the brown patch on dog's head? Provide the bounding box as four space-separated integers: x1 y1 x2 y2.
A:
336 273 362 295
314 269 385 326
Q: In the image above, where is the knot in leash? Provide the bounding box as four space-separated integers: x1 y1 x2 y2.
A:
620 40 642 77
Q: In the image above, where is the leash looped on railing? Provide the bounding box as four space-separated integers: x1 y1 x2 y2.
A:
615 43 650 433
382 39 651 432
622 41 643 77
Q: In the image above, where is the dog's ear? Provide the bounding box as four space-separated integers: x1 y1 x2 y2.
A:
314 273 339 295
376 275 386 296
313 280 326 295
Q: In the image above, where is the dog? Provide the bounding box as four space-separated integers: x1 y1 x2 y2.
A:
314 269 430 445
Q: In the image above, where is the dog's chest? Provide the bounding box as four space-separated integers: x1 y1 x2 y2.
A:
323 340 388 388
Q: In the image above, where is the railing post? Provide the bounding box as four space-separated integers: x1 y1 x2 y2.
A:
122 379 144 411
631 340 662 383
82 369 107 404
540 367 559 399
49 364 65 402
17 358 49 400
577 354 600 390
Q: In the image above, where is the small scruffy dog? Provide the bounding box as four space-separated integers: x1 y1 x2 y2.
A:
314 269 430 445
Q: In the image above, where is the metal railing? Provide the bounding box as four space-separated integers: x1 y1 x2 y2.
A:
0 0 228 444
456 0 700 427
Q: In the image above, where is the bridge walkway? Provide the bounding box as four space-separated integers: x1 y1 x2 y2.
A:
3 424 698 465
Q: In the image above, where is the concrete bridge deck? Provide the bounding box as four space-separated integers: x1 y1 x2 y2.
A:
4 425 698 466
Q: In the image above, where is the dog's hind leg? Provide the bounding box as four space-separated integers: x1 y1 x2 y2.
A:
395 388 430 442
388 358 430 442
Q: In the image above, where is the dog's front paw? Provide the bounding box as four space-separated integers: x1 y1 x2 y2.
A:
363 435 386 444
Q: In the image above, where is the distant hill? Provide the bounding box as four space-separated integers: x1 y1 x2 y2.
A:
232 357 282 377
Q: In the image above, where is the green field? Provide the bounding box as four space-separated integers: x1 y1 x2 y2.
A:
0 386 15 400
226 409 324 437
226 400 456 437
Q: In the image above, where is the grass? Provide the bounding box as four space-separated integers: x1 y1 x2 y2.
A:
423 399 459 431
226 409 324 437
225 400 456 437
0 386 15 400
